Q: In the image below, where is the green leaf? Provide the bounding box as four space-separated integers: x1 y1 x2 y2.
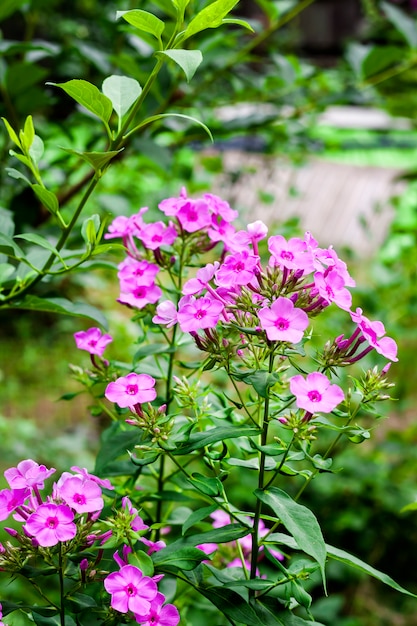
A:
5 167 31 186
129 112 213 142
182 504 218 535
255 487 326 588
152 546 206 570
133 343 175 363
199 587 265 626
172 425 261 455
326 543 417 597
102 75 142 118
235 370 281 397
32 612 76 626
221 17 254 32
381 1 417 48
190 472 222 496
29 135 44 164
31 185 59 215
0 263 15 284
20 115 35 152
156 49 203 82
15 233 65 264
0 232 24 257
6 296 108 327
0 0 27 21
95 422 139 474
49 80 113 124
60 147 123 172
81 214 100 246
116 10 165 42
9 149 32 169
2 117 21 147
131 550 154 577
181 0 240 40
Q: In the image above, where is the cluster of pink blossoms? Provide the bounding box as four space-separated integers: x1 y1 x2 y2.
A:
100 189 398 421
105 188 238 310
0 460 111 547
104 545 179 626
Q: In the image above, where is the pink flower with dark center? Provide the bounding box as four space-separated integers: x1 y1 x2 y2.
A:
74 327 113 357
5 459 55 490
268 235 314 273
177 296 224 332
70 467 114 490
105 373 157 408
258 297 309 343
138 221 177 250
118 283 162 309
350 308 398 361
152 300 178 328
176 199 212 233
290 372 344 414
134 591 180 626
158 187 188 216
59 476 104 514
104 564 158 614
118 259 160 292
182 263 219 295
215 250 259 288
24 503 77 547
122 497 149 532
207 219 236 248
0 488 30 521
203 193 238 223
314 268 352 311
104 216 134 240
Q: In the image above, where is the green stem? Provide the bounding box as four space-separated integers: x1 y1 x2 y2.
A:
58 545 65 626
249 351 275 585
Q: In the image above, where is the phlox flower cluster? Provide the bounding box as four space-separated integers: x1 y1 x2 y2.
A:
104 547 179 625
0 459 112 550
105 188 238 310
101 189 397 423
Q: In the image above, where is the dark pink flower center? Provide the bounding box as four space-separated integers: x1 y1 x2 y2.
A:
186 209 198 222
126 384 138 395
88 340 97 347
125 583 137 597
152 234 162 242
234 262 245 272
74 493 86 505
281 251 294 261
275 317 289 331
307 390 322 403
47 516 58 529
195 309 207 320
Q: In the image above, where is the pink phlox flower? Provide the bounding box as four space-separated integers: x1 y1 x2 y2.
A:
122 497 149 532
203 193 238 223
350 308 398 361
58 476 104 514
182 262 219 295
207 219 236 248
176 198 212 233
258 297 309 343
70 466 114 490
312 247 356 287
24 503 77 547
177 295 224 333
105 215 134 240
196 542 218 555
0 488 30 521
314 268 352 311
290 372 344 414
211 509 232 528
140 537 166 555
5 459 55 490
74 327 113 357
134 592 180 626
138 221 177 250
118 259 160 291
104 564 158 615
105 373 157 409
152 300 178 328
118 283 162 309
158 187 188 217
215 250 259 288
268 235 314 273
